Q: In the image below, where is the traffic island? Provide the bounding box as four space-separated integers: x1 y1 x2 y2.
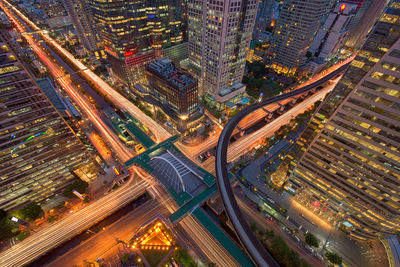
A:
130 218 176 267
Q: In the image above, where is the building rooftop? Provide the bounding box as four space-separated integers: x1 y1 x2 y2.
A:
147 58 195 89
37 78 67 111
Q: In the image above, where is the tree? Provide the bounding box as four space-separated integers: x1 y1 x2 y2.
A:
326 251 342 265
20 203 44 221
214 111 222 119
16 230 30 241
250 222 258 232
63 179 89 198
265 229 275 239
83 196 91 203
47 215 57 223
0 217 14 240
305 232 319 248
0 209 6 220
121 253 130 264
247 61 268 78
174 248 197 267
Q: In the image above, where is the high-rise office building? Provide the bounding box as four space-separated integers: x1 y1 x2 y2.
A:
187 0 259 104
0 35 95 211
147 58 198 116
252 0 279 40
89 0 151 84
269 0 332 74
147 0 184 54
309 2 358 60
63 0 101 54
345 0 387 49
288 1 400 239
89 0 184 85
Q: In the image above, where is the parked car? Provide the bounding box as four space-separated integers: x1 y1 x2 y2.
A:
305 245 314 254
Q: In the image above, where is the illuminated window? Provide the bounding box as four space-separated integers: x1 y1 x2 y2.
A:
380 14 399 24
0 65 19 74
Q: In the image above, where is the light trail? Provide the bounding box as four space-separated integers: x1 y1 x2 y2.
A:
215 62 351 267
4 0 170 143
0 176 149 267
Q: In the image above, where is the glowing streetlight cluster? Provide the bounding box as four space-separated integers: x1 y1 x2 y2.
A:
131 221 174 251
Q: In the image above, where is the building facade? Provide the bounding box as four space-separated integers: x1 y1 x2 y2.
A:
146 58 203 132
89 0 185 85
269 0 332 74
63 0 101 54
309 2 358 60
288 1 400 239
0 35 95 211
252 0 279 40
187 0 259 103
147 58 198 115
39 0 72 28
345 0 387 49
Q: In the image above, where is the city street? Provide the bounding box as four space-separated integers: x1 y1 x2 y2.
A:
47 199 169 267
2 5 133 162
0 173 149 267
240 163 381 267
236 192 324 267
6 2 171 143
199 81 338 173
0 5 241 266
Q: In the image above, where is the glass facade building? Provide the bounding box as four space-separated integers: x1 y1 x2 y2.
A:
289 1 400 239
0 35 94 211
89 0 184 85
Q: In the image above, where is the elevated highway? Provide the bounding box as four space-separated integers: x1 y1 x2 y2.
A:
215 62 351 267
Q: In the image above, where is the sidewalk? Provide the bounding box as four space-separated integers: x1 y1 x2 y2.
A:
239 165 375 267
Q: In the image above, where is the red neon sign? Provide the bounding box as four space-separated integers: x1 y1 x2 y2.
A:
124 51 135 57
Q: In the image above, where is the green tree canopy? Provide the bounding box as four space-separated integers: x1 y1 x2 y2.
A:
63 179 89 198
326 251 342 265
305 232 319 247
247 61 268 78
20 202 44 221
174 248 197 267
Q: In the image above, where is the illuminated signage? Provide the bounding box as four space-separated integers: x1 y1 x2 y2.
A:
104 46 119 58
124 51 135 57
339 4 346 11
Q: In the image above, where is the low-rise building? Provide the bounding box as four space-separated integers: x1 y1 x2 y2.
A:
146 58 203 133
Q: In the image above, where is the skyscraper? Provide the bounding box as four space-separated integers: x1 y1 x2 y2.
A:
288 1 400 239
0 34 95 211
252 0 279 40
345 0 387 49
89 0 184 85
89 0 151 84
269 0 332 74
187 0 259 104
63 0 101 54
309 2 358 60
